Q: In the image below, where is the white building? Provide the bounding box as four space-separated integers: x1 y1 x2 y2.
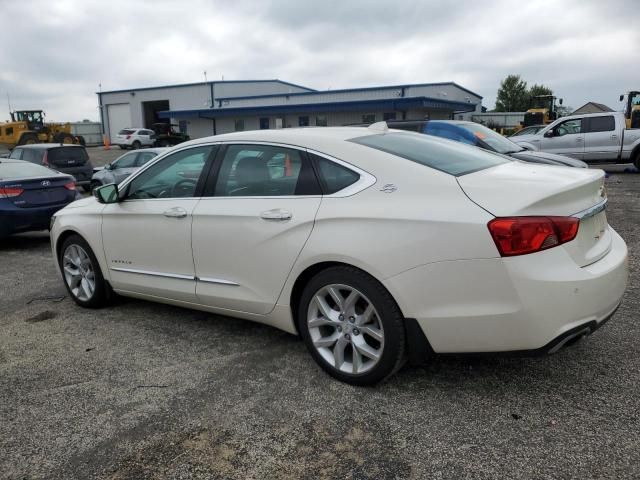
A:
98 79 483 142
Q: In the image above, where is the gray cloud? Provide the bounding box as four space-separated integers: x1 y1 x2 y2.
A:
0 0 637 121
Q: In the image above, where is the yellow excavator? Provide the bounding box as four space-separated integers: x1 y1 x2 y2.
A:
620 91 640 129
0 110 84 149
522 95 562 127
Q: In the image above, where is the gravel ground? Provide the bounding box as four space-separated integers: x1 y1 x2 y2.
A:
0 173 638 480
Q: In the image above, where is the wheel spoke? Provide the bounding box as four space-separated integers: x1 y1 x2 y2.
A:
80 278 92 300
356 304 375 326
327 287 344 310
359 326 383 342
333 337 348 369
353 336 381 361
63 265 79 276
343 290 360 315
314 295 337 321
308 316 339 328
313 331 340 349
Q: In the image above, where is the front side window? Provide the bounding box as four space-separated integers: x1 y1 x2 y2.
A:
586 116 615 133
113 152 138 169
214 145 313 196
554 119 582 136
126 146 213 200
8 148 23 159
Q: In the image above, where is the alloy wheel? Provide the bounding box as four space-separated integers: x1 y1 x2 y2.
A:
62 244 96 302
307 284 384 375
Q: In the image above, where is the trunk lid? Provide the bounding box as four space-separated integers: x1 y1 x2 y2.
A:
6 176 75 208
458 162 609 266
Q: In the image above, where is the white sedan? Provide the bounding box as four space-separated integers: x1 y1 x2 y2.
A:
50 124 628 385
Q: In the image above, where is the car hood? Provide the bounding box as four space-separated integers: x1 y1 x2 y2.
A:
510 150 588 168
510 134 540 144
61 196 98 210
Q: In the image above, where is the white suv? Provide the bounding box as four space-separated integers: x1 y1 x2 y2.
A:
114 128 156 149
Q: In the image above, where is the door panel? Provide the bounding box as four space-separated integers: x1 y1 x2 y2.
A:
540 118 584 159
192 197 321 314
583 115 620 162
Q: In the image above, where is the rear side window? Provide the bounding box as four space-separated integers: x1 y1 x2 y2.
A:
118 129 135 135
21 149 45 164
310 154 360 194
586 116 615 133
48 147 88 164
8 149 22 159
350 132 508 176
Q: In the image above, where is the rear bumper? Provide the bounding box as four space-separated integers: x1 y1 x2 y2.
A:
0 204 70 237
386 227 628 354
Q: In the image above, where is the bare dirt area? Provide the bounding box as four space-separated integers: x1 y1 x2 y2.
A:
0 173 638 480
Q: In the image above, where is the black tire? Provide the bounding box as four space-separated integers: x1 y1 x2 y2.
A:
132 140 141 149
76 136 86 146
54 132 75 144
18 132 39 145
119 145 127 150
297 266 406 385
58 234 111 308
633 150 640 171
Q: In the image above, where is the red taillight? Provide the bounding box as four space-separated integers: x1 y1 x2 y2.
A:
488 216 579 257
42 151 49 166
64 182 76 191
126 134 132 139
0 187 24 198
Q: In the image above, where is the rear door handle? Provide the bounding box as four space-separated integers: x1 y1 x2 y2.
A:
576 137 583 142
163 207 187 218
260 209 292 221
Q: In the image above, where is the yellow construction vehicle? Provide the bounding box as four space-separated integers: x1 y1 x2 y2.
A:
620 91 640 129
0 110 84 149
522 95 563 127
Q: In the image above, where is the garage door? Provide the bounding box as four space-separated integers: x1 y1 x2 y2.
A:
107 103 132 143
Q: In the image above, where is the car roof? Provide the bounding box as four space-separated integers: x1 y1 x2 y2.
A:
15 143 85 149
121 147 169 154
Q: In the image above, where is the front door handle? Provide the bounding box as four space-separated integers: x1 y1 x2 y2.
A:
576 137 583 141
260 209 292 221
163 207 187 218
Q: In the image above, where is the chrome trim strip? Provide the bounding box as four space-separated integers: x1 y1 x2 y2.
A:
196 276 240 286
572 198 607 219
110 267 194 280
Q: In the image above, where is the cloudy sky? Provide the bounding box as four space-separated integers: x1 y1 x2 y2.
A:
0 0 637 121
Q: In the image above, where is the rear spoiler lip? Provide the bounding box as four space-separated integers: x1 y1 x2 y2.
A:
572 198 607 219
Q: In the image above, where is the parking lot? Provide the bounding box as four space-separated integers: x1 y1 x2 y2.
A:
0 167 638 479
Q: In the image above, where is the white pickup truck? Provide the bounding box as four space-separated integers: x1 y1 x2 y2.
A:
512 111 640 168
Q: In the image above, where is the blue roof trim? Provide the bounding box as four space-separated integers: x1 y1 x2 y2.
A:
158 96 477 119
98 79 315 95
215 81 483 102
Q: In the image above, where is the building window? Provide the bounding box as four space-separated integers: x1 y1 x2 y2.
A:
260 118 269 130
383 112 396 121
298 116 309 127
315 115 328 127
234 119 245 131
362 113 376 124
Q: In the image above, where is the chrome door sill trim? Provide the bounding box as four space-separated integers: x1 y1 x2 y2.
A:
111 267 194 280
196 276 240 286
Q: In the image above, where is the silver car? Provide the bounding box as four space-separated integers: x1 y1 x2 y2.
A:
91 147 168 190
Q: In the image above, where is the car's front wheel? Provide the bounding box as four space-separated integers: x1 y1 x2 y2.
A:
59 234 110 308
298 266 406 385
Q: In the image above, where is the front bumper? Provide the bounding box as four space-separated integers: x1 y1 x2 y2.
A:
386 227 628 354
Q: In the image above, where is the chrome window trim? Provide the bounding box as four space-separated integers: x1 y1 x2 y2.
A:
111 267 194 280
305 148 377 198
572 198 607 219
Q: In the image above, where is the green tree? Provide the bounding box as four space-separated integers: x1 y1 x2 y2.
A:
528 83 553 98
495 75 529 112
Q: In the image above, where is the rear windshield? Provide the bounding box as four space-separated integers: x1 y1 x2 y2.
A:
350 132 509 176
0 161 55 180
48 147 88 165
118 129 135 135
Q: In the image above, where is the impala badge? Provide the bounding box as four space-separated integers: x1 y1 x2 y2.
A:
380 184 397 193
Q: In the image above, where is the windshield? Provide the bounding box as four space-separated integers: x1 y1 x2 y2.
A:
457 123 523 154
350 132 509 176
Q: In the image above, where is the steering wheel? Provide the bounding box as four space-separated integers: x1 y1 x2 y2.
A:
171 178 197 197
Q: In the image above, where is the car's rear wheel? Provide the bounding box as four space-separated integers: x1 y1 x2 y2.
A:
298 266 406 385
132 140 141 149
59 234 110 308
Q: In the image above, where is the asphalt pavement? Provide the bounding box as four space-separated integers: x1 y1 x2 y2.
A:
0 172 638 479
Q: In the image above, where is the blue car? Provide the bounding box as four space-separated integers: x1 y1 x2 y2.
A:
387 120 588 168
0 159 79 238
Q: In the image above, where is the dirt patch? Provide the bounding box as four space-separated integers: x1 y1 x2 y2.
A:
25 310 58 323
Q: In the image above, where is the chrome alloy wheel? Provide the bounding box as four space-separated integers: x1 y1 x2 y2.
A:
62 244 96 302
307 284 385 375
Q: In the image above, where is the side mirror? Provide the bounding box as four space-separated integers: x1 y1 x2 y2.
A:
544 130 554 138
94 183 119 204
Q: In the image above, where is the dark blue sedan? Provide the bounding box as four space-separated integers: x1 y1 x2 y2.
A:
0 159 79 238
